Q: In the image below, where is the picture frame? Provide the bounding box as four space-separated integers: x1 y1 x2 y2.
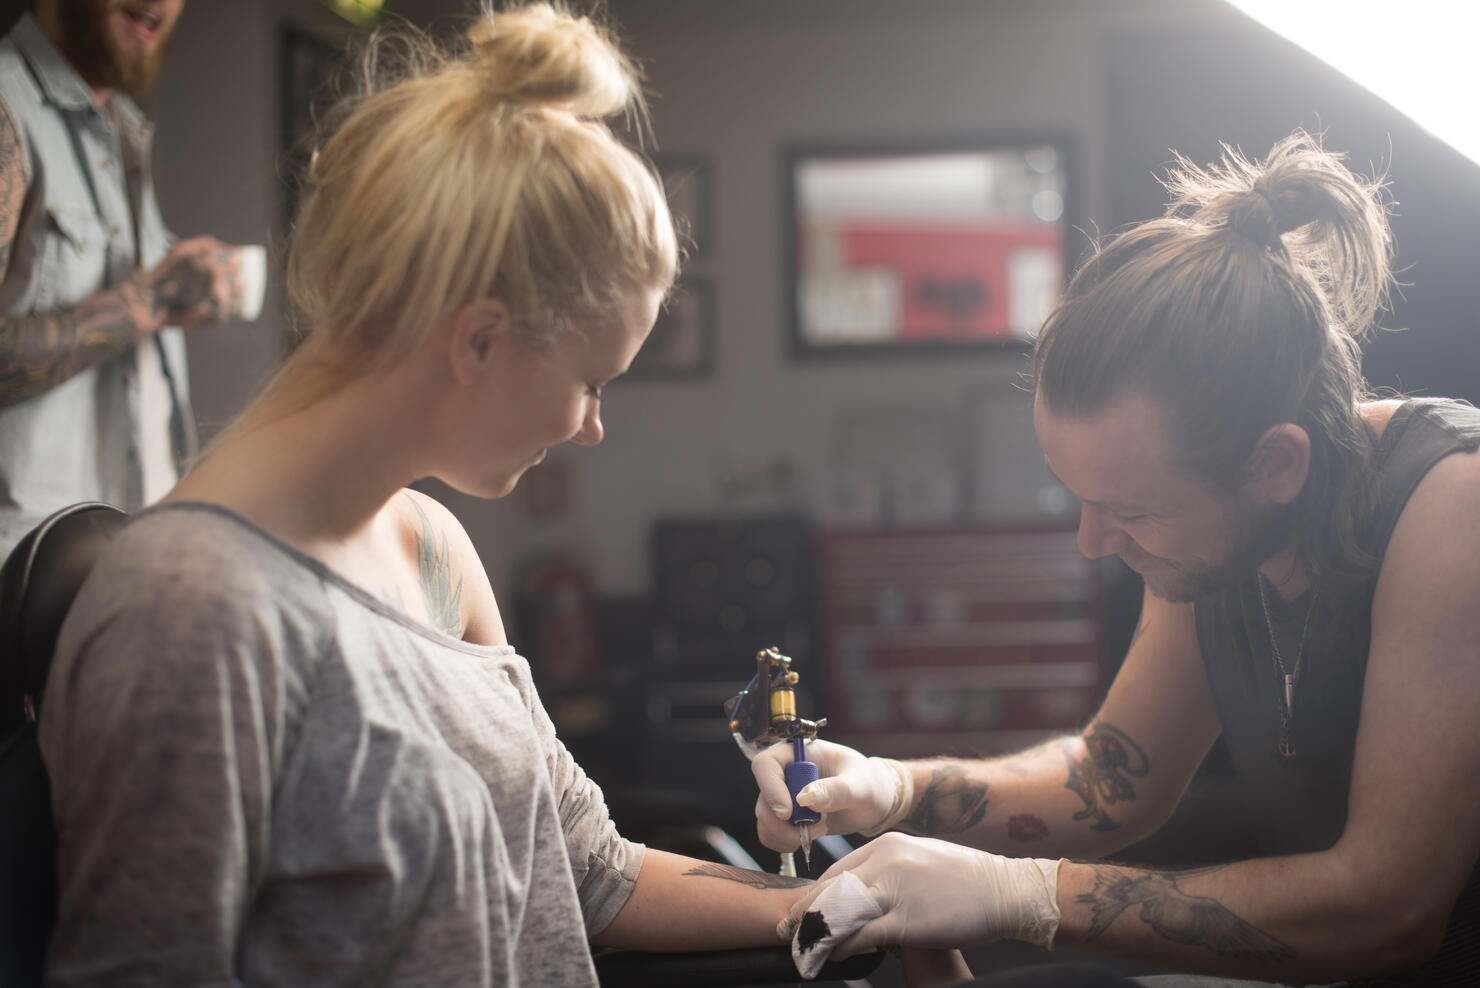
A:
654 154 712 259
278 24 343 228
784 135 1077 359
628 278 714 379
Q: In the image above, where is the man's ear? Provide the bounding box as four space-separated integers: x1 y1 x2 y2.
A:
447 299 511 385
1245 422 1311 506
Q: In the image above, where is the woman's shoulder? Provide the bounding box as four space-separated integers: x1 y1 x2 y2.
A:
114 502 327 586
51 504 334 722
77 502 335 639
387 488 506 646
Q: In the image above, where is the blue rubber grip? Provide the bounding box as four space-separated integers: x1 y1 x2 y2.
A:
785 738 822 825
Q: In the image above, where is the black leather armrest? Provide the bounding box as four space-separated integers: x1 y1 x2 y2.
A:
593 944 885 987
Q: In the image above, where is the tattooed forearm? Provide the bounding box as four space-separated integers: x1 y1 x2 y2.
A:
1007 813 1050 843
0 282 156 409
1077 865 1296 962
904 764 990 835
408 497 463 636
0 99 147 408
1062 720 1150 832
0 97 22 277
682 862 811 889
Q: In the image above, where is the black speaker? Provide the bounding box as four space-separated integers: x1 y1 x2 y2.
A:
641 515 820 801
651 514 815 647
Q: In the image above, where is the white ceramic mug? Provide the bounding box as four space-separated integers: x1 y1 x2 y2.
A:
237 244 267 322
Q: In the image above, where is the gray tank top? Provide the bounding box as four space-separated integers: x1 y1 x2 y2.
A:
1194 397 1480 986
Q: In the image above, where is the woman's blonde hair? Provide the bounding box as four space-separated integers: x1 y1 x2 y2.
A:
238 3 676 431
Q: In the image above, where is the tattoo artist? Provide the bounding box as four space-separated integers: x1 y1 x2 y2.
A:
755 133 1480 987
0 0 252 557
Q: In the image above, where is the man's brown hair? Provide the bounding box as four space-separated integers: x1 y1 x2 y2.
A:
1033 131 1395 588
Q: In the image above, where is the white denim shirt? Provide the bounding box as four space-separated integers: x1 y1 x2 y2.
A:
0 14 194 556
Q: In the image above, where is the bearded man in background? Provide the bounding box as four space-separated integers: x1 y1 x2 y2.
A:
0 0 249 557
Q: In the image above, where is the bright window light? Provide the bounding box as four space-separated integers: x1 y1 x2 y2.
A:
1224 0 1480 166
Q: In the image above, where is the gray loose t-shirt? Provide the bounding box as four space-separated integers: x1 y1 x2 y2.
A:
39 502 644 986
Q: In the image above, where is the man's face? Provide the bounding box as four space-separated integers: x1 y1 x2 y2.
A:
1034 390 1292 602
54 0 184 98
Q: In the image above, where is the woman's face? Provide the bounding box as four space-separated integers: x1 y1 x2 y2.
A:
458 287 663 499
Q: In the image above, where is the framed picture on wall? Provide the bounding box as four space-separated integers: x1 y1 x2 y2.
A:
784 135 1077 358
653 154 712 259
279 24 343 227
628 278 714 379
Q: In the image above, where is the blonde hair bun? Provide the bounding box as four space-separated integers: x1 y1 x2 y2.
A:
466 3 638 118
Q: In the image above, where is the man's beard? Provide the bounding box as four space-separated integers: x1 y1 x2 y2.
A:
1124 501 1296 604
56 0 174 98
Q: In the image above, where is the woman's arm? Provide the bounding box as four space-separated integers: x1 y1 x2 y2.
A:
596 851 972 986
38 536 301 985
591 848 810 950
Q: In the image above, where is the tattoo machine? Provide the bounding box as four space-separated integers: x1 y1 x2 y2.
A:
724 647 826 871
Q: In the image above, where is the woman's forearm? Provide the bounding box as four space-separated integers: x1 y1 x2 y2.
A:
596 848 973 986
591 848 808 951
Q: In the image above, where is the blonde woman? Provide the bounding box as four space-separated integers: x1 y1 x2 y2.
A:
33 6 971 986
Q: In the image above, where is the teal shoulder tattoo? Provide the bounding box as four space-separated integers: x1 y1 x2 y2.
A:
1063 720 1150 832
407 496 463 636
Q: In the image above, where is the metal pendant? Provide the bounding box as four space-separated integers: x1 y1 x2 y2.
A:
1278 716 1296 759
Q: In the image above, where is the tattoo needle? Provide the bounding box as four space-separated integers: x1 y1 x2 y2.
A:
785 735 821 871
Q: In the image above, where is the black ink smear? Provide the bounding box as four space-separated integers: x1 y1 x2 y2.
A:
796 910 831 954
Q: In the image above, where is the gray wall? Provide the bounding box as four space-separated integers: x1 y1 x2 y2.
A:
151 0 351 437
150 0 1250 603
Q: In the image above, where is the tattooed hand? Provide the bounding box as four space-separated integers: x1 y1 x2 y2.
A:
144 236 246 329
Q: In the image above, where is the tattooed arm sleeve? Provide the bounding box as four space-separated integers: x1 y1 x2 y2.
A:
0 98 163 410
872 590 1220 859
882 591 1219 857
1069 864 1296 965
886 717 1156 859
1052 853 1420 981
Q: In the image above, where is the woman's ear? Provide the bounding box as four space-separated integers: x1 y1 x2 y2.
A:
1245 422 1311 506
448 299 511 385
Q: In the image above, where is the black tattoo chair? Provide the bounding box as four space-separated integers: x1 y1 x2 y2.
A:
0 502 128 986
0 502 882 988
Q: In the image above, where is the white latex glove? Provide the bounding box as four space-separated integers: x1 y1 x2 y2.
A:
779 832 1062 960
752 739 913 851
